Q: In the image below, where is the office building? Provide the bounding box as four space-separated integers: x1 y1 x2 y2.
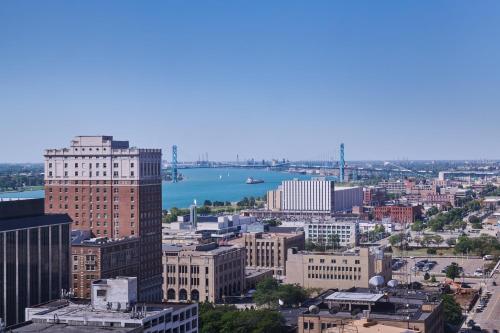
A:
267 187 282 211
0 198 71 327
16 277 198 333
229 231 305 277
162 243 245 303
285 248 392 290
44 135 163 301
333 186 363 212
71 230 140 299
373 205 422 224
305 219 359 247
281 178 335 212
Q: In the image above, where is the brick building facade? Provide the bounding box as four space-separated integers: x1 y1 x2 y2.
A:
44 136 163 301
373 205 422 224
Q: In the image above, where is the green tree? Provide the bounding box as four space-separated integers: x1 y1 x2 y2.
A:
253 278 308 308
426 206 439 217
204 200 213 206
389 234 403 247
445 264 461 281
430 275 437 283
411 220 425 232
441 294 463 326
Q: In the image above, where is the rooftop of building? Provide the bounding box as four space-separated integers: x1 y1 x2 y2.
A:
13 298 196 332
71 230 139 246
44 136 161 154
0 199 72 232
302 289 441 323
162 242 239 255
245 267 274 278
10 322 137 332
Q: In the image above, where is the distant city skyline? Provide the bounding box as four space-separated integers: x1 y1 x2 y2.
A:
1 1 499 162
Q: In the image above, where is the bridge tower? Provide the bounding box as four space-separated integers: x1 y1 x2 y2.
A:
172 145 178 183
339 143 345 183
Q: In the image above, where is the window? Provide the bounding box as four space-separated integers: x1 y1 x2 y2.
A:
97 289 106 297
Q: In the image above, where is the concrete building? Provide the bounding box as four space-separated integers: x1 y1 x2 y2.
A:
334 186 363 212
71 230 140 299
285 248 392 290
228 231 305 277
162 243 245 303
44 136 163 301
15 277 198 333
267 187 282 211
305 219 359 247
298 290 443 333
282 178 335 212
0 198 72 327
373 205 422 224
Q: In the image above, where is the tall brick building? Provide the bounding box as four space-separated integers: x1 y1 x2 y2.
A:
44 136 162 301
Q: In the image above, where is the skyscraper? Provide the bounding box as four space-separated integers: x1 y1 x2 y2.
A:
44 136 163 301
0 198 71 327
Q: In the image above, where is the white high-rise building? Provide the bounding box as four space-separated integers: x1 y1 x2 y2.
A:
281 178 335 212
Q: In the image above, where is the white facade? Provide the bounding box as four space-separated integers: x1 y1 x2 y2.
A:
44 136 161 182
23 277 198 333
334 186 363 212
281 178 334 212
358 220 395 233
305 219 359 247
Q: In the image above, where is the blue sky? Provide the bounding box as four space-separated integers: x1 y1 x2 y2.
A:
1 1 499 162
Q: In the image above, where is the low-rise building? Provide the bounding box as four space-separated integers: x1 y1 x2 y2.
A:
162 243 245 303
244 268 274 290
15 277 198 333
305 219 359 247
228 231 305 277
71 231 140 299
373 205 422 224
285 248 392 290
298 290 443 333
358 219 395 233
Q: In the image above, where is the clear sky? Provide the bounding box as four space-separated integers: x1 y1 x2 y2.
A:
1 1 499 162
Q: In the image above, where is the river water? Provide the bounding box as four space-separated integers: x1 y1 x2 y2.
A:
0 168 312 209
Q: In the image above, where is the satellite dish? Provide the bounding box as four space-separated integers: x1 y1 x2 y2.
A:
387 279 399 288
369 275 385 288
308 305 319 314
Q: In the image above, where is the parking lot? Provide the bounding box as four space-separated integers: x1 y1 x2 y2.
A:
392 256 489 281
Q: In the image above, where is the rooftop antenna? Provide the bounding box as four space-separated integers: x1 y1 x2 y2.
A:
172 145 178 183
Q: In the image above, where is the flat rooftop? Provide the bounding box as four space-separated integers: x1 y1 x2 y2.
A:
326 292 384 303
11 322 136 333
